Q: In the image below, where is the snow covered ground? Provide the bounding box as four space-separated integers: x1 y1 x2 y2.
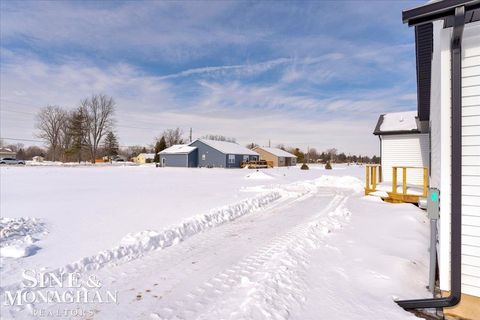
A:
0 164 430 319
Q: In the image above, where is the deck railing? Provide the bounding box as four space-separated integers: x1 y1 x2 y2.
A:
365 164 381 195
391 166 428 198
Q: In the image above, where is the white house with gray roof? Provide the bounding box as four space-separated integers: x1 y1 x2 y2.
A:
373 110 430 186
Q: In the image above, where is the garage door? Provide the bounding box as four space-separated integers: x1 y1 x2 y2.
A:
381 134 430 186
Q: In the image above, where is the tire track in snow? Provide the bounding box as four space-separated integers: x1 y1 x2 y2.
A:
152 192 352 320
0 181 324 314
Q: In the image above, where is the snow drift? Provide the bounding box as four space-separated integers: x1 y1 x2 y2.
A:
0 217 45 258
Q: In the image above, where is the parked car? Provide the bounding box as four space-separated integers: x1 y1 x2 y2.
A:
0 157 25 165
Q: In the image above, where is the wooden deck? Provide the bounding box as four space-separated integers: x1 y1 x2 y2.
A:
365 165 428 204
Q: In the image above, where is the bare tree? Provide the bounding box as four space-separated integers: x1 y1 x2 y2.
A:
162 128 184 147
81 94 115 163
202 134 236 143
326 148 338 163
24 146 46 159
36 106 67 161
307 147 319 162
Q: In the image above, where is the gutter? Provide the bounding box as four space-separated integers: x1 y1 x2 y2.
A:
396 5 465 310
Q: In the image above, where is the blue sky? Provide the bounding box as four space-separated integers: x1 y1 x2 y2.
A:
0 0 424 155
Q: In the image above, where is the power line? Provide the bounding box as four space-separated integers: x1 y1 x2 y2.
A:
0 137 44 143
1 109 36 116
0 136 148 149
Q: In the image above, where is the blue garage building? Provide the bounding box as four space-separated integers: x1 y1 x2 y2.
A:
159 145 198 167
190 139 259 168
159 139 259 168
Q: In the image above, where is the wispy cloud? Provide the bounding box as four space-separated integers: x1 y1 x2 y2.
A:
158 58 291 80
0 0 423 155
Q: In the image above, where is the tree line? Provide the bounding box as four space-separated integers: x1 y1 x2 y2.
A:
35 93 118 163
246 143 379 164
8 105 380 164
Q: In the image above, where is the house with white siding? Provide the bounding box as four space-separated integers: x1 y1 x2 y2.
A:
365 111 430 204
373 111 430 187
395 1 480 318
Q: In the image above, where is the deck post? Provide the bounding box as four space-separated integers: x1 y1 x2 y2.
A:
392 167 397 194
365 166 370 192
423 167 428 197
402 167 407 195
372 166 377 191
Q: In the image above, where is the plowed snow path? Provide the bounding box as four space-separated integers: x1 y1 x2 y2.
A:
89 189 350 319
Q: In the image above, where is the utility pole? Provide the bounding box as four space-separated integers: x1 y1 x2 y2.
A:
268 139 271 147
189 128 192 142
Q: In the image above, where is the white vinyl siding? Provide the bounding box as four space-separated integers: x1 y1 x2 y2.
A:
380 134 430 186
461 21 480 297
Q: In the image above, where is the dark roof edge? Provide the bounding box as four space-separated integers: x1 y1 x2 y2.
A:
372 114 385 135
374 130 422 136
403 0 480 26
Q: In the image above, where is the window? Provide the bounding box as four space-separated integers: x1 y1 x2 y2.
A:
228 154 235 164
202 154 206 161
243 155 249 161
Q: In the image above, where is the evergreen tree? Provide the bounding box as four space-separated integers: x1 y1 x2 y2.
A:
154 136 167 163
68 108 88 163
103 131 119 162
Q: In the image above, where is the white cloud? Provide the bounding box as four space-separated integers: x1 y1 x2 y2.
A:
0 1 420 156
1 54 385 155
158 58 291 80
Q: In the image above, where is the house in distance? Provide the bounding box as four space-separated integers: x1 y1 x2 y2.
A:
159 139 259 168
253 146 297 167
159 144 198 168
133 153 155 164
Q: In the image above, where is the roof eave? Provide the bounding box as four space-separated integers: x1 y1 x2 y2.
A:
373 130 422 136
403 0 480 26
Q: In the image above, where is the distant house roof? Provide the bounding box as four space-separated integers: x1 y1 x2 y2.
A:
191 139 259 156
159 144 197 154
0 148 15 154
254 146 297 158
138 153 156 158
373 111 428 135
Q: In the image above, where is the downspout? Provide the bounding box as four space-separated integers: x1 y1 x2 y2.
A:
378 135 382 182
396 5 465 309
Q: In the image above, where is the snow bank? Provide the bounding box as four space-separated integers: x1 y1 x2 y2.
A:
313 175 364 193
244 171 274 180
0 217 45 258
25 161 136 167
0 242 39 259
56 191 281 274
